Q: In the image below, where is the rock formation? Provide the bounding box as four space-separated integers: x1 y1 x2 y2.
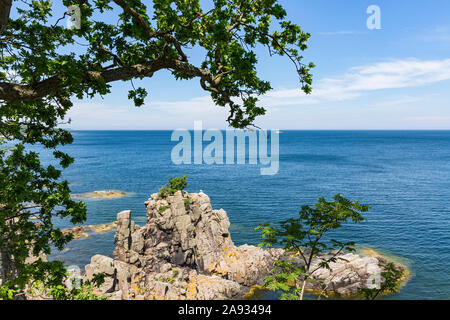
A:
84 190 282 300
83 190 407 300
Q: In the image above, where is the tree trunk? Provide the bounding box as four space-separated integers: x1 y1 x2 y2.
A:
0 246 13 287
0 247 5 286
299 279 307 300
0 0 12 34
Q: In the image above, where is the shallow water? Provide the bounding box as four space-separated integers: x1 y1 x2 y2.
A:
43 130 450 299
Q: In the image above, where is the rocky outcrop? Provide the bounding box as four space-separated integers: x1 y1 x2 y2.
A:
83 190 408 300
84 191 283 300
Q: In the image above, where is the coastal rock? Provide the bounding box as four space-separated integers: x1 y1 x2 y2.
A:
125 191 283 286
85 255 115 277
83 191 282 299
83 190 407 300
72 190 127 200
290 251 407 296
62 221 118 240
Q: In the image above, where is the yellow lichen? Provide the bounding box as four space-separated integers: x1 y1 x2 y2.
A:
243 285 266 300
186 277 198 300
71 190 128 200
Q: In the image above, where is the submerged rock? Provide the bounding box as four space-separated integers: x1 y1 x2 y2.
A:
83 191 408 300
62 222 118 239
72 190 127 200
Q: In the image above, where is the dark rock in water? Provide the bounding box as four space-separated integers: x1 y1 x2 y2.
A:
83 191 408 300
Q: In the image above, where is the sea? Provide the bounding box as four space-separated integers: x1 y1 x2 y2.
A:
41 130 450 300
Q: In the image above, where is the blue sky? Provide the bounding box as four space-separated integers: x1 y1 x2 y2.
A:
59 0 450 130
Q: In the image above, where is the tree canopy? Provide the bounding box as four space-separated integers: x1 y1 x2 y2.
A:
0 0 313 299
0 0 313 128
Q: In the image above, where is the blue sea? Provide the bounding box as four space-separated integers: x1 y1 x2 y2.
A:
45 130 450 300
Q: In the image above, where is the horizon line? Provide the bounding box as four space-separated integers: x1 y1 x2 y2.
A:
67 129 450 131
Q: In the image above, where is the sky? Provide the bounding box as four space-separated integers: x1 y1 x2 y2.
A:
56 0 450 130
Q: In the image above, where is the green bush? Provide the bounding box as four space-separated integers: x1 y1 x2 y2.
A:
159 206 170 213
158 176 188 198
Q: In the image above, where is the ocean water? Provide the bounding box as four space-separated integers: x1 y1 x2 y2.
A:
45 130 450 300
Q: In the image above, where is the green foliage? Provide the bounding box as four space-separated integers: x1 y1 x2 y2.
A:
1 267 106 300
184 198 190 211
128 87 148 107
0 283 16 300
63 273 107 300
359 262 403 300
158 175 188 198
0 0 313 299
44 272 106 300
0 0 313 128
155 275 175 284
159 205 170 213
0 141 86 299
256 194 370 300
262 259 307 300
67 282 107 300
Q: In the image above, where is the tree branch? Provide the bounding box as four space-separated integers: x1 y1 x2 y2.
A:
112 0 160 39
0 58 223 102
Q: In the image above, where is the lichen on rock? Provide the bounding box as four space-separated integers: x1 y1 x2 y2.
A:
62 221 118 240
83 190 283 300
71 190 128 200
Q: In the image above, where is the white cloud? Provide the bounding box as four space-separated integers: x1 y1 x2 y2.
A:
262 58 450 107
419 26 450 42
65 96 229 130
65 58 450 129
365 96 423 109
317 30 368 36
403 116 450 123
